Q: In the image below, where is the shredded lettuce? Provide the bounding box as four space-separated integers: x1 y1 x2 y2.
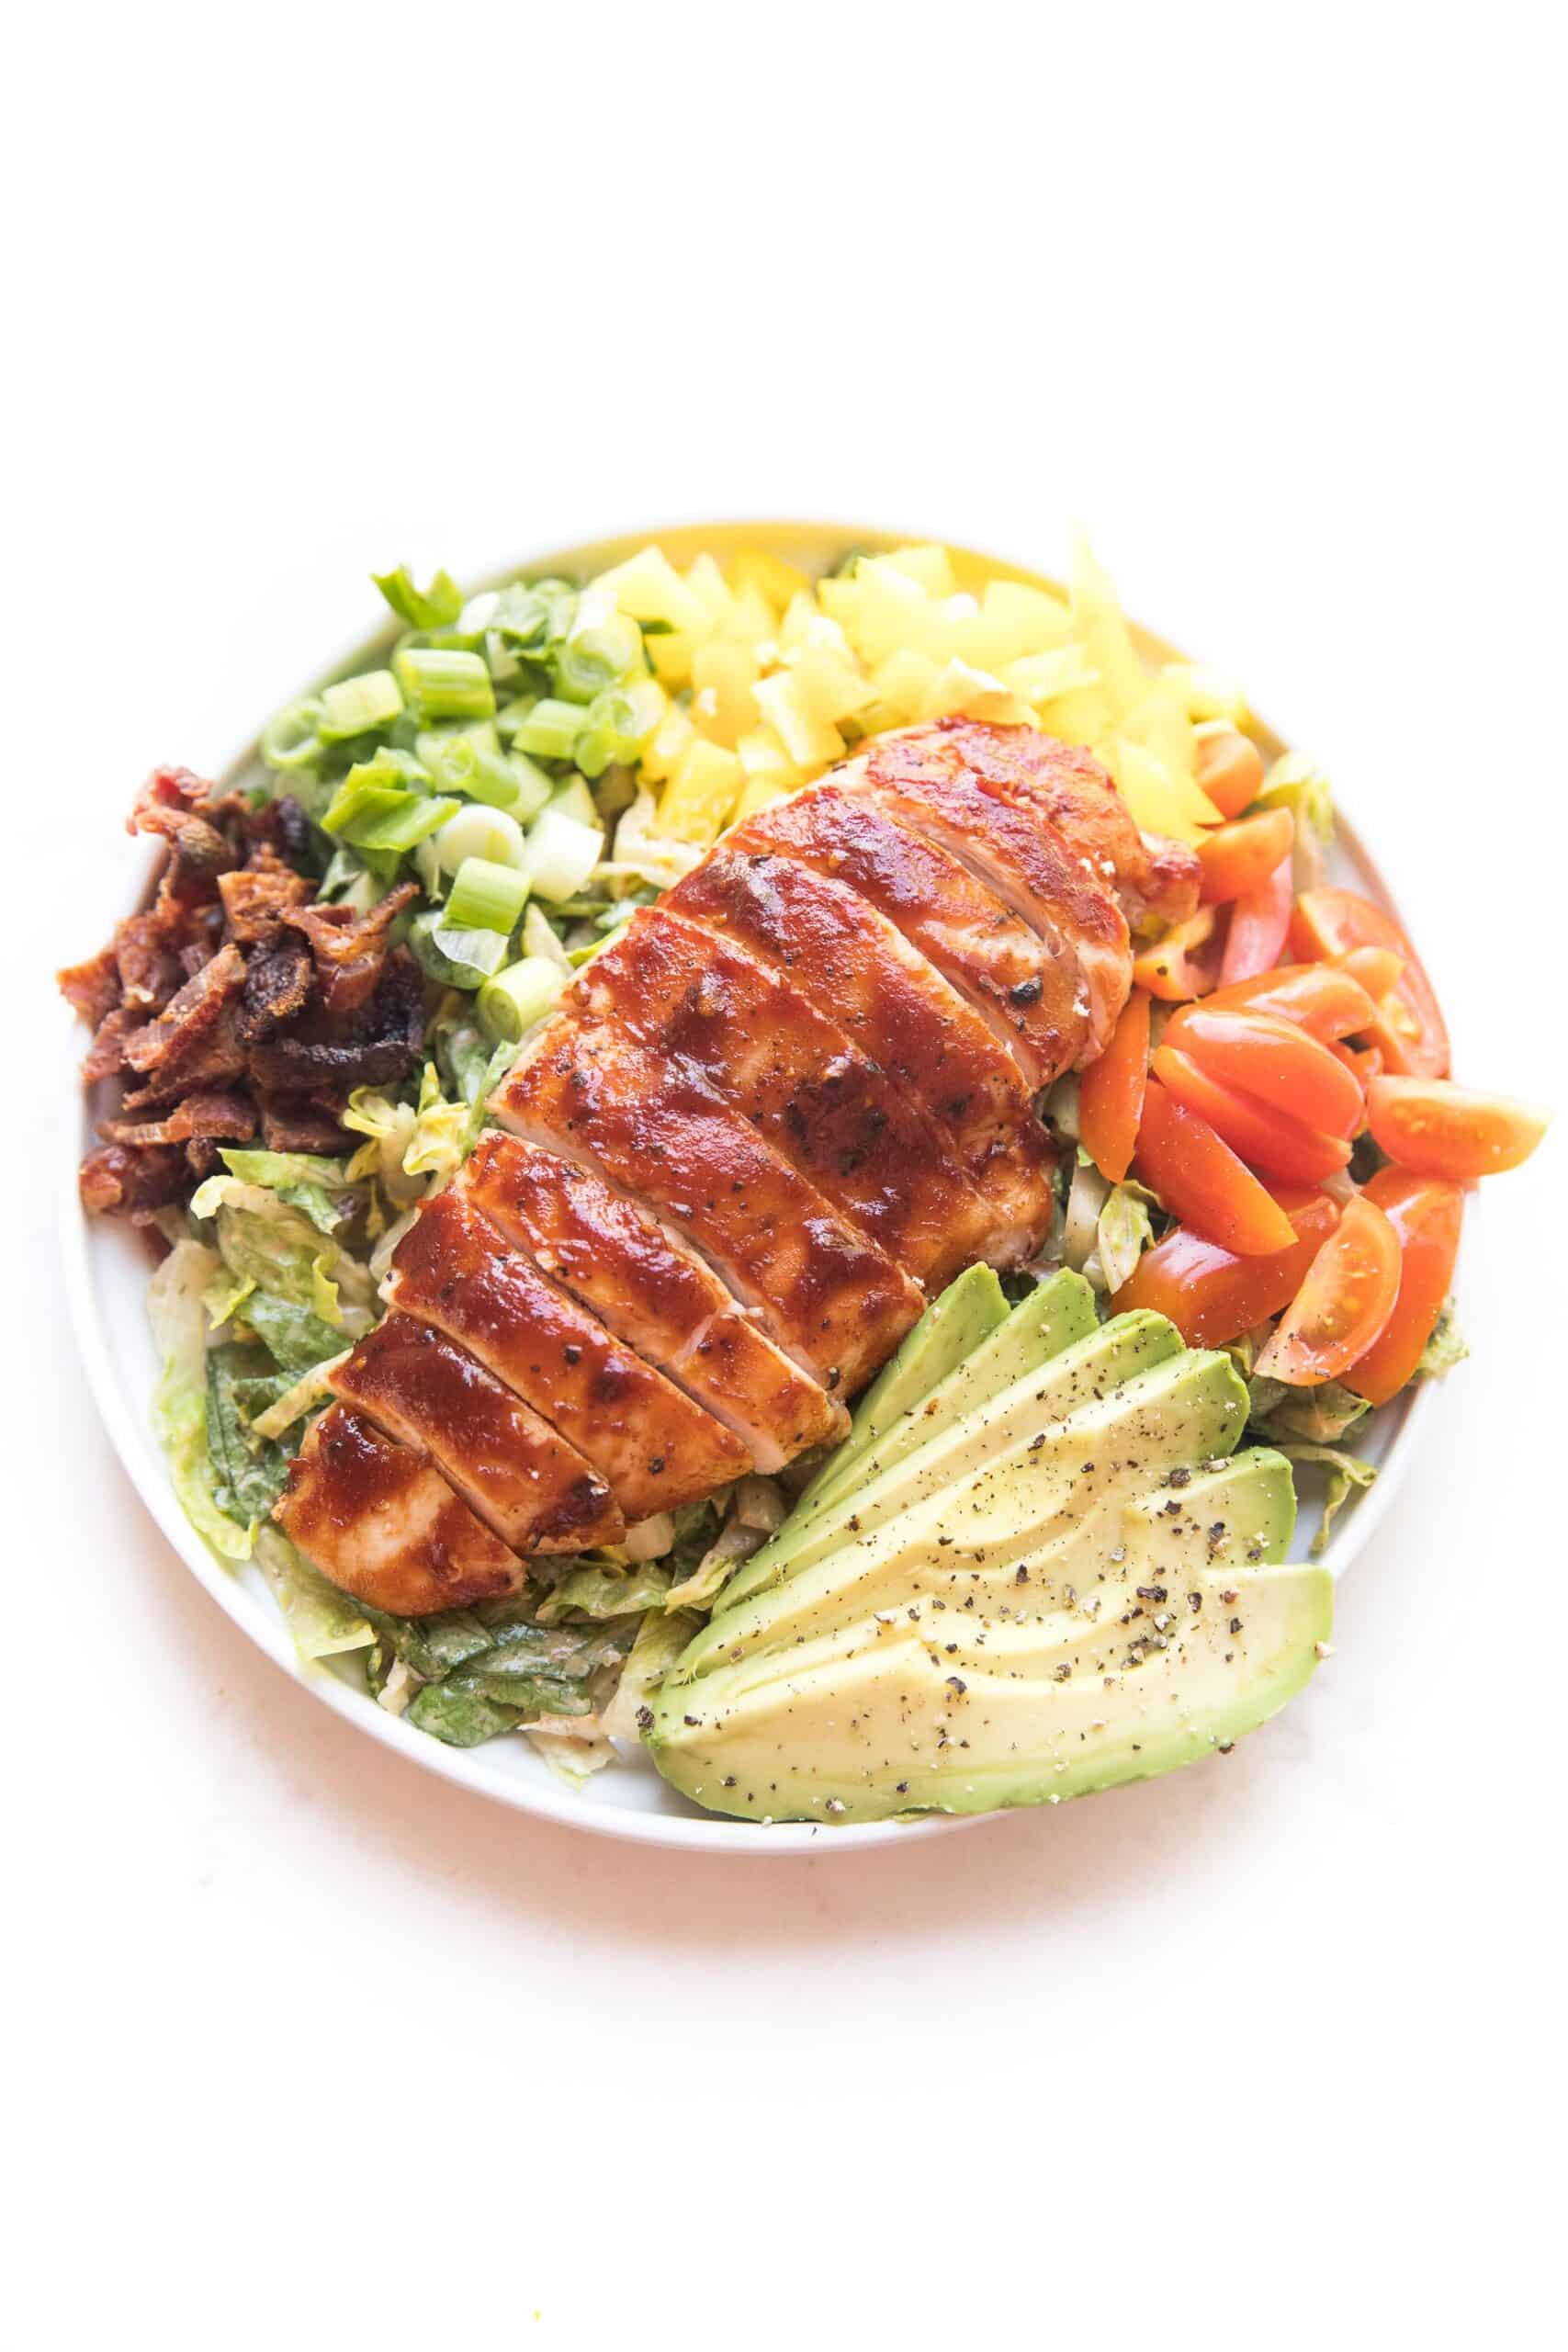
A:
1258 752 1335 893
1248 1377 1371 1445
1274 1443 1378 1556
362 1599 637 1749
147 1240 253 1564
602 1609 703 1742
254 1526 375 1660
1089 1181 1157 1294
1416 1297 1468 1380
536 1562 674 1623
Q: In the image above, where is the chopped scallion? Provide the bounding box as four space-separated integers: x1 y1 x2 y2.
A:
321 776 459 851
477 956 569 1046
317 668 403 742
555 614 646 704
260 698 325 774
393 646 496 722
373 565 464 630
525 806 604 903
431 802 528 876
445 855 530 935
512 696 587 761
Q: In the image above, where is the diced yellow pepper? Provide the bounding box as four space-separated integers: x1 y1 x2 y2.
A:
786 618 876 727
952 580 1073 670
1034 683 1115 748
691 639 761 747
870 646 941 722
878 543 957 597
660 738 744 845
730 776 791 825
639 702 696 785
841 560 934 665
753 672 845 767
647 632 696 689
1111 739 1223 843
919 658 1032 726
736 728 803 800
593 546 713 641
1119 684 1198 799
684 552 734 628
721 580 778 649
730 548 812 612
778 591 820 653
1159 662 1252 727
1068 534 1146 719
1002 644 1100 706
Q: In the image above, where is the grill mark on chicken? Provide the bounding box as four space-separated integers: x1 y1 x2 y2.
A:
576 906 996 1287
671 845 1055 1261
733 783 1092 1089
327 1311 623 1552
276 1402 529 1615
389 1181 750 1519
491 1016 923 1395
848 744 1132 1064
462 1136 846 1472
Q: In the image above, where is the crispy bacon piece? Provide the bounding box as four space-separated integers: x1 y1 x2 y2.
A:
78 1141 188 1219
284 883 419 1016
218 858 312 944
98 1091 258 1148
120 942 246 1075
112 911 186 1012
119 1007 248 1109
58 946 122 1030
129 767 239 904
254 1092 355 1155
235 934 314 1042
245 949 425 1092
81 1005 146 1083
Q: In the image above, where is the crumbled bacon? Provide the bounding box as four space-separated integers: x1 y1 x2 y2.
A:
82 1006 147 1084
113 911 186 1012
235 934 313 1043
58 946 122 1030
255 1092 356 1155
247 947 425 1092
120 1007 249 1109
78 1141 189 1219
98 1090 258 1148
219 857 312 944
284 882 419 1017
121 942 247 1075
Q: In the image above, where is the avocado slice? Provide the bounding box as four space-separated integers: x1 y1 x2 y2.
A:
794 1262 1010 1521
719 1302 1181 1615
649 1442 1327 1824
679 1345 1249 1679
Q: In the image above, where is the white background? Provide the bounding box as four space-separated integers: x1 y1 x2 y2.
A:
6 6 1564 2346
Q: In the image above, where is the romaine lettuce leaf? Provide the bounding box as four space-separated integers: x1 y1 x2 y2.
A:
253 1527 374 1660
147 1239 252 1564
1274 1442 1378 1555
1416 1298 1468 1380
1249 1377 1371 1444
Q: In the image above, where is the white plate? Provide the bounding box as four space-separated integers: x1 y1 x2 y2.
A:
62 521 1441 1853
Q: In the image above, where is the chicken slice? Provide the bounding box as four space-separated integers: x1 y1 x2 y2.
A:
463 1135 846 1473
575 906 996 1287
389 1181 750 1520
918 719 1201 935
851 734 1132 1062
328 1310 623 1552
276 1402 528 1615
733 781 1099 1090
671 844 1055 1263
490 1017 923 1396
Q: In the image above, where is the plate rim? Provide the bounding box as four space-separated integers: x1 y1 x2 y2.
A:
62 517 1442 1854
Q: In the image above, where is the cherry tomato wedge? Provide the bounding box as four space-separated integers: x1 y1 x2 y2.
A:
1365 1077 1550 1182
1291 888 1450 1077
1335 944 1404 1001
1132 907 1221 1003
1193 726 1265 819
1197 808 1294 905
1151 1044 1353 1183
1332 1041 1382 1086
1078 989 1150 1184
1164 1004 1366 1138
1254 1194 1402 1386
1201 960 1381 1043
1134 1078 1297 1255
1219 854 1293 984
1348 1169 1465 1407
1111 1186 1342 1347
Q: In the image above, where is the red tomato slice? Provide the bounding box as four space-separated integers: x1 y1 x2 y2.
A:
1165 1003 1366 1138
1111 1187 1342 1347
1335 944 1404 1001
1133 1079 1297 1256
1202 960 1382 1043
1079 989 1150 1183
1151 1045 1353 1182
1254 1194 1402 1385
1197 809 1294 905
1132 907 1221 1003
1219 854 1293 983
1291 888 1450 1077
1348 1169 1465 1406
1365 1077 1550 1182
1332 1040 1382 1090
1193 728 1265 819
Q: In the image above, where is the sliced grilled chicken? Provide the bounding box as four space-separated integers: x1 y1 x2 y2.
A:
491 1017 923 1395
329 1310 622 1551
389 1181 750 1519
851 734 1132 1059
670 845 1055 1261
732 783 1098 1089
925 720 1201 934
576 906 996 1286
277 1402 527 1614
464 1134 846 1472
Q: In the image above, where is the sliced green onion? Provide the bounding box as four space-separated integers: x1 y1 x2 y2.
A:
431 921 509 979
416 720 527 810
512 696 586 761
522 902 571 971
343 745 432 793
592 764 638 821
261 697 325 774
373 565 463 630
410 909 493 989
477 956 570 1045
555 614 646 704
544 774 599 830
393 645 496 721
446 855 530 935
432 802 528 876
506 750 555 823
318 668 403 742
321 775 459 851
493 693 539 741
573 677 664 777
525 806 604 904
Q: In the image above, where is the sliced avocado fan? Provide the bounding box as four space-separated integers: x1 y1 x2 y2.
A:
647 1292 1331 1826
